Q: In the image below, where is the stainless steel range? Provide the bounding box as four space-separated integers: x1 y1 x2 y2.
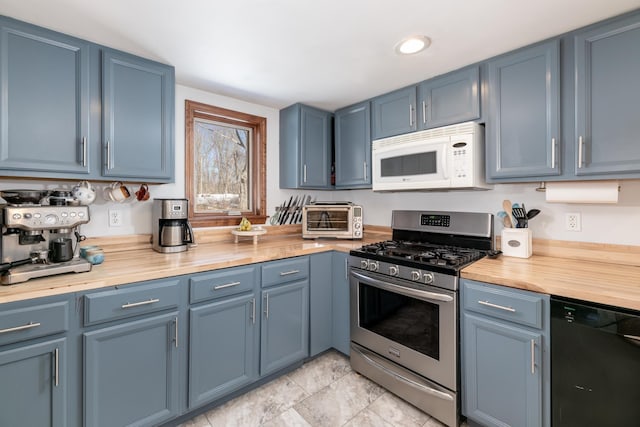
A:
349 210 494 427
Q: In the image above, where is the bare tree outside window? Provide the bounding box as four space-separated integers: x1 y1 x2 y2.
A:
186 100 266 227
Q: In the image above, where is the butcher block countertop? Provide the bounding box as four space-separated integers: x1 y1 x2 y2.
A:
0 225 389 304
1 225 639 312
462 238 640 311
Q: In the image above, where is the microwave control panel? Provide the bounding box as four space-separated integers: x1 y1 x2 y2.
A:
451 141 473 186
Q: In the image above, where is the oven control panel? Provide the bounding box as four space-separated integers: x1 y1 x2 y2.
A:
421 214 450 227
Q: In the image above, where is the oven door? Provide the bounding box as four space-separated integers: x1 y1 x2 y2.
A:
350 269 457 391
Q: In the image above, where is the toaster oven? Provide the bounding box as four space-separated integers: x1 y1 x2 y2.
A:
302 202 362 239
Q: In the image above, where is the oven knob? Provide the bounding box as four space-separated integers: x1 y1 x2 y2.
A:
368 261 379 272
360 260 369 269
423 272 434 284
389 265 399 276
411 271 421 281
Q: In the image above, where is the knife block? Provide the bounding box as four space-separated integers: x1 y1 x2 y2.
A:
501 228 533 258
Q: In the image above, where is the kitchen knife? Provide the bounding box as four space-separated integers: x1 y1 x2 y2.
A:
283 196 298 225
290 195 302 224
280 196 293 225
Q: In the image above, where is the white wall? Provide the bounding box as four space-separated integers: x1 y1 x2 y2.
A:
1 84 638 246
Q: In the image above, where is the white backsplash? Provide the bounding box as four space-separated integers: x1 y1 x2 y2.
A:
1 84 639 246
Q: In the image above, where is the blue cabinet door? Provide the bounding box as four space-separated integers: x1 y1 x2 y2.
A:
486 41 561 180
574 14 640 176
0 338 67 427
309 252 333 356
83 311 180 427
418 66 480 130
371 86 417 139
188 293 257 408
334 102 372 189
260 280 309 376
279 103 332 189
0 17 90 175
331 252 350 356
102 49 174 181
463 312 542 427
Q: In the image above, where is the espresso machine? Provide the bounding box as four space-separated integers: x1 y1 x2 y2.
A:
151 199 195 253
1 204 92 285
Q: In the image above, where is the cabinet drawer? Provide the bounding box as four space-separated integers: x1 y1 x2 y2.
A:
190 265 257 304
84 278 181 326
261 257 309 288
0 300 69 346
462 280 543 329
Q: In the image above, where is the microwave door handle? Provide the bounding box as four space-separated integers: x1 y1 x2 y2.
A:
351 271 453 303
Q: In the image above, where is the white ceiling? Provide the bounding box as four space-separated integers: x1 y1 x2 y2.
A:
2 0 640 111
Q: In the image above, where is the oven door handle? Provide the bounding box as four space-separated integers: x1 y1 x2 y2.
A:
351 271 453 303
354 345 454 402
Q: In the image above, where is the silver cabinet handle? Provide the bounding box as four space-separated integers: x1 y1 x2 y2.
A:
250 298 256 324
303 164 307 183
355 346 453 401
478 300 516 313
363 162 367 181
105 140 112 170
0 321 41 334
578 136 584 168
81 137 87 167
409 104 414 127
551 138 556 169
121 298 159 309
213 281 241 290
279 270 300 276
422 101 427 124
530 339 536 374
54 348 59 387
174 317 179 348
263 294 269 319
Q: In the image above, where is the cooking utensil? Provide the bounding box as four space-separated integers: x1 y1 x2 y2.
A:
501 200 513 228
512 207 527 228
527 209 541 220
497 211 511 228
0 189 50 205
280 196 294 225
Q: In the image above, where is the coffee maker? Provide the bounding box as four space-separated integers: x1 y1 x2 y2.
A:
1 204 92 285
151 199 195 253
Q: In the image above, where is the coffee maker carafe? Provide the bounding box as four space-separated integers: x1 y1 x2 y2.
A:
151 199 195 253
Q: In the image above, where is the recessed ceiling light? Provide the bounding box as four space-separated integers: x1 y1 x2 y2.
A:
395 35 431 55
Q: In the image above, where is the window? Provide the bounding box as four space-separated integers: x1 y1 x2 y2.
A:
185 100 266 227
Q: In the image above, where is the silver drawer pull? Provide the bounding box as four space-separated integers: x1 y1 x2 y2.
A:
213 281 241 290
0 321 41 334
478 300 516 313
121 298 160 309
531 339 536 374
279 270 300 276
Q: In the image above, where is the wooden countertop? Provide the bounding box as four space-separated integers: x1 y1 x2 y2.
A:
462 239 640 311
0 226 389 304
2 226 639 312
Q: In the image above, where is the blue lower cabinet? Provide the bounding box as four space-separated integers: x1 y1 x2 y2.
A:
463 313 542 427
260 280 309 376
188 293 258 408
331 252 350 355
0 337 67 427
83 311 180 427
309 252 333 356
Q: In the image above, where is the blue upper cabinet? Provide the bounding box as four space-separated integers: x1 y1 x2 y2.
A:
279 103 332 189
418 66 480 130
371 86 417 139
573 13 640 176
486 40 561 180
334 101 371 189
0 16 90 176
102 49 175 182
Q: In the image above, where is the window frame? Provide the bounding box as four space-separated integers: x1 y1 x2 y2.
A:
185 100 267 227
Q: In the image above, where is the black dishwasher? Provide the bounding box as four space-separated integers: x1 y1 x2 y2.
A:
551 296 640 426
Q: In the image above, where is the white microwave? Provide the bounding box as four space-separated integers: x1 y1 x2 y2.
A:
372 121 491 191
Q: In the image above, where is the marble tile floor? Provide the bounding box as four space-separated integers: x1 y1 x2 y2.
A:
179 350 469 427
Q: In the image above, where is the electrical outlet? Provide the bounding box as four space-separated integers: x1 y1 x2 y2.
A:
566 213 581 231
109 209 123 227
